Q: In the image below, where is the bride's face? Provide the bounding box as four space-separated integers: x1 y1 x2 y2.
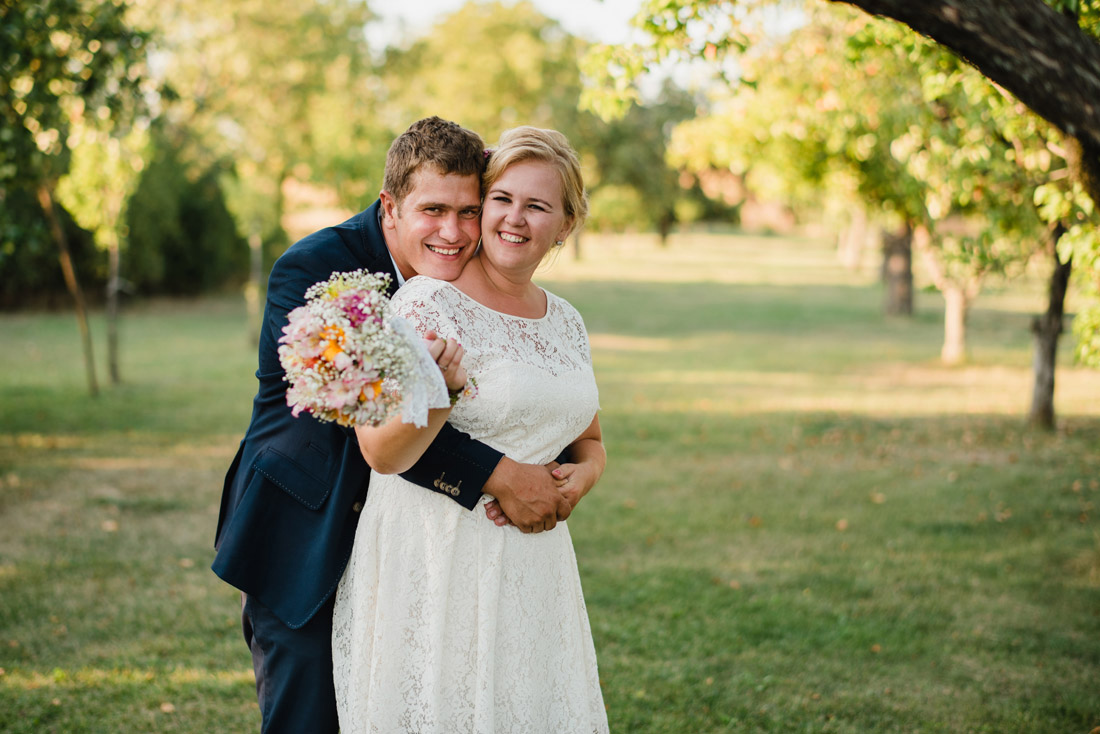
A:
480 160 573 276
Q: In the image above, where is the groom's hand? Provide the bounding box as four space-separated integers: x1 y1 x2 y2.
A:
484 461 561 527
483 457 571 533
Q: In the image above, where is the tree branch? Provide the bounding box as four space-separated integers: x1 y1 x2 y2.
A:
834 0 1100 201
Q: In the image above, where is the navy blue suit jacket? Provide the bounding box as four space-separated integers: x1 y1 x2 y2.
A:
212 201 504 628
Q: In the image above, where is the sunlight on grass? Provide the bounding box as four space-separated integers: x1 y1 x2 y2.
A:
1 667 253 690
601 363 1100 416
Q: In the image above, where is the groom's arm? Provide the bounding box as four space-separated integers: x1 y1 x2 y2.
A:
398 423 502 511
400 427 572 532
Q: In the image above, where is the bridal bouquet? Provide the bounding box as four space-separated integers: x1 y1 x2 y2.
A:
277 270 449 428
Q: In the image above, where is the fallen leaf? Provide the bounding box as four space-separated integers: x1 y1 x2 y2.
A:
101 520 119 533
160 702 176 714
835 518 849 532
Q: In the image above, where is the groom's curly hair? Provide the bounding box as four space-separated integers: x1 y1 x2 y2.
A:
383 117 486 206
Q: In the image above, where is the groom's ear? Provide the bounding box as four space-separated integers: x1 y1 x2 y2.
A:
379 190 398 227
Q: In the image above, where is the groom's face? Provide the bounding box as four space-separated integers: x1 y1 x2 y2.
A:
381 168 482 283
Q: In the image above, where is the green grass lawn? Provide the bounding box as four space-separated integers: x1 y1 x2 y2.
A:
1 232 1098 733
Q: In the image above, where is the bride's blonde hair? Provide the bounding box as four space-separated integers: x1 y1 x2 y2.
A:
483 127 589 237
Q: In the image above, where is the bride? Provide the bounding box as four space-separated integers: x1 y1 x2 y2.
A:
331 126 610 733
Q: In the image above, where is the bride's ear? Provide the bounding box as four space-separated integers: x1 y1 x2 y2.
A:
556 217 575 245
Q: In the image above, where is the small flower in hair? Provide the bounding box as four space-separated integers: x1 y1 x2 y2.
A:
483 148 493 160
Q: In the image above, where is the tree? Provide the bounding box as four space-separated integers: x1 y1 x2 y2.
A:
1 0 152 395
834 0 1100 203
124 125 247 296
586 0 1100 418
140 0 377 340
56 121 149 384
587 82 700 245
379 1 589 144
837 0 1100 375
660 6 1047 364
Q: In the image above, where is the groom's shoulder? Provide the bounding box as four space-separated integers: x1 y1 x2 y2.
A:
276 205 382 276
290 207 374 257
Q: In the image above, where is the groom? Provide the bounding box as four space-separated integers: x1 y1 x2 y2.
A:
213 117 576 733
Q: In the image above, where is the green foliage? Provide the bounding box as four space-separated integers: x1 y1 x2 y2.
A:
592 0 1100 366
0 0 152 299
587 81 702 234
143 0 376 248
0 0 151 186
0 191 99 308
579 0 755 120
380 1 588 144
126 131 247 294
56 121 150 256
588 184 648 232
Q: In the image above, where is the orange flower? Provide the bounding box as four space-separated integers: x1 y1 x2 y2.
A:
359 380 383 402
320 325 346 363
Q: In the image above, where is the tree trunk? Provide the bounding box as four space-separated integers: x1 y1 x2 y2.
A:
1029 223 1072 429
657 214 672 248
881 221 913 316
37 184 99 397
941 284 969 365
839 205 868 270
106 242 121 385
245 231 263 346
834 0 1100 206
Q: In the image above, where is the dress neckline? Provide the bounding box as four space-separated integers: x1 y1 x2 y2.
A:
437 279 552 323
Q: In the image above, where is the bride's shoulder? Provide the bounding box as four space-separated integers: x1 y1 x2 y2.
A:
544 288 585 324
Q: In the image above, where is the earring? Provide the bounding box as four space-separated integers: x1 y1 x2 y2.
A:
554 240 564 247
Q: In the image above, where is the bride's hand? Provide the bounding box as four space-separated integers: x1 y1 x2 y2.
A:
552 462 598 510
426 333 467 392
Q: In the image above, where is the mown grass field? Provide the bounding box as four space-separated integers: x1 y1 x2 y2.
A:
1 232 1098 733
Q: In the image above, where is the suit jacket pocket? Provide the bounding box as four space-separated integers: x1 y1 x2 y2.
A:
253 446 333 510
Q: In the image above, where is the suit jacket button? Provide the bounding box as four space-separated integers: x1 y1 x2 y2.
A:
352 502 363 513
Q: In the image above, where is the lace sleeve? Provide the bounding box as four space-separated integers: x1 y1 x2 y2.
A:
556 295 594 367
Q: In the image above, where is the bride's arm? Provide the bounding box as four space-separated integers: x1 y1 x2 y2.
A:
553 414 605 511
483 414 605 527
354 334 467 474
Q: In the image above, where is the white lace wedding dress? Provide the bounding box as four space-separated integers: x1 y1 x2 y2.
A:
332 276 609 734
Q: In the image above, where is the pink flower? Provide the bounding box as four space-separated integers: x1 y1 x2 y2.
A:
321 379 361 409
336 290 378 328
281 308 326 358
